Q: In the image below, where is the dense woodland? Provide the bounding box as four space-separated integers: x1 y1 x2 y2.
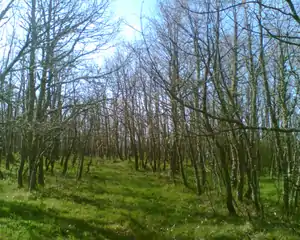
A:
0 0 300 224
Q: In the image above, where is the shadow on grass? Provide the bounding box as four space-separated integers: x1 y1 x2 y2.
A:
42 171 300 239
3 161 300 240
250 213 300 238
0 199 162 240
131 192 300 239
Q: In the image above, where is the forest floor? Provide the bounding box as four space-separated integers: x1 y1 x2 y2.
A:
0 161 300 240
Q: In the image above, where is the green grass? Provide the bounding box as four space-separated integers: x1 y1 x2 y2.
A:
0 161 300 239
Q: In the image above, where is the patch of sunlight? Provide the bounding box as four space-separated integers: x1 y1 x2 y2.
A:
192 220 254 239
250 231 299 240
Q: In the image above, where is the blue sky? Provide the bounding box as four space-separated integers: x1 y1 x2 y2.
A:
95 0 158 66
112 0 157 41
95 0 157 65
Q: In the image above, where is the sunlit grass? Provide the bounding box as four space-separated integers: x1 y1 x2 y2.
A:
0 160 299 239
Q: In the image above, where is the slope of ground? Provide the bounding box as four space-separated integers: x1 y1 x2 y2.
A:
0 161 299 239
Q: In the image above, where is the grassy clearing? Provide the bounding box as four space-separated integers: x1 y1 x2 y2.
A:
0 161 300 239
